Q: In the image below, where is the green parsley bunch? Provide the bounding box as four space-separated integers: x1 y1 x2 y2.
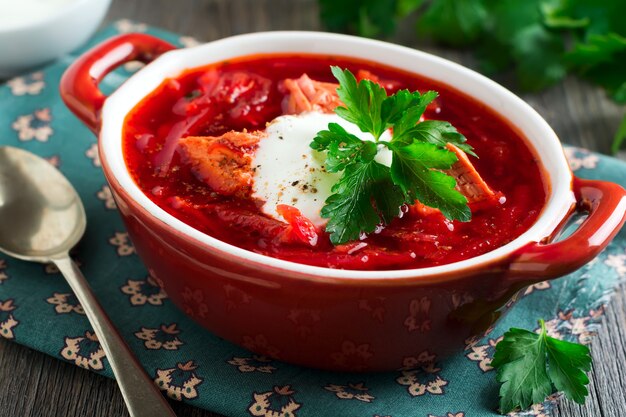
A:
319 0 626 152
311 66 473 245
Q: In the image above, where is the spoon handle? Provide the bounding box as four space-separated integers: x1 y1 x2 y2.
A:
53 256 177 417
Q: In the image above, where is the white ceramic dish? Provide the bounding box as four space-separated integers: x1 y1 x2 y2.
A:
0 0 111 77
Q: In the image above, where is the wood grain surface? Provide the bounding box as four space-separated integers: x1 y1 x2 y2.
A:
0 1 624 416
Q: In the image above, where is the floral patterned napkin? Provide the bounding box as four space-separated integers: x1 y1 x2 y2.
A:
0 22 624 417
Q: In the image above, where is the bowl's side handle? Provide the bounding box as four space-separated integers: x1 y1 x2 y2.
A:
508 177 626 281
60 33 176 134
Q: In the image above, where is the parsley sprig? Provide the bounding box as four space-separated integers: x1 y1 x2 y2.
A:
311 66 473 245
319 0 626 152
492 319 592 414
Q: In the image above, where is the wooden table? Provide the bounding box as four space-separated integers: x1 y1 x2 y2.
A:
1 1 624 416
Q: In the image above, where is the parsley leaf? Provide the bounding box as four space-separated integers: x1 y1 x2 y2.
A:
492 320 592 414
394 120 476 156
417 0 487 46
321 161 405 244
319 0 425 38
397 0 426 17
541 2 590 30
566 33 626 104
386 90 438 139
479 0 567 91
332 66 388 139
311 122 376 172
544 0 626 38
545 334 592 404
510 24 567 91
313 67 473 245
390 142 470 221
612 113 626 154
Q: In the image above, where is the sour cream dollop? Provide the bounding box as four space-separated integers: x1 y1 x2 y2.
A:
251 112 392 227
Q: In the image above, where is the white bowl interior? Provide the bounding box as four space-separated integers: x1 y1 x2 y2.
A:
101 31 573 280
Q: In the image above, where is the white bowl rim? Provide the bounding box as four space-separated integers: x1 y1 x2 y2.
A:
100 31 574 280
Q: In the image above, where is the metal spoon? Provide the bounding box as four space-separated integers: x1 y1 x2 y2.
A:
0 146 176 417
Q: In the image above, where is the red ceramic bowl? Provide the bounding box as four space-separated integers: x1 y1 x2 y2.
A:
60 33 626 371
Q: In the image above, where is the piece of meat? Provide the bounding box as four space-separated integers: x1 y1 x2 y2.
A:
410 144 497 217
409 201 440 217
279 74 342 114
178 131 263 198
356 69 402 93
445 143 496 204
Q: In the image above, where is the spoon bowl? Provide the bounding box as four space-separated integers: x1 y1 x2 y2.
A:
0 146 176 417
0 146 85 261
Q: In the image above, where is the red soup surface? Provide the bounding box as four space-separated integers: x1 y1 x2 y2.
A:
123 54 548 270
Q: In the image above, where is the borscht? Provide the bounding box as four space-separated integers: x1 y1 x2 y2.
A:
122 54 547 270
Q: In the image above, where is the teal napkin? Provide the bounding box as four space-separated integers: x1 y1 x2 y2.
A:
0 22 624 417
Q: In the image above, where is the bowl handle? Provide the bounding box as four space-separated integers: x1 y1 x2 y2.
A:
508 177 626 282
60 33 176 134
